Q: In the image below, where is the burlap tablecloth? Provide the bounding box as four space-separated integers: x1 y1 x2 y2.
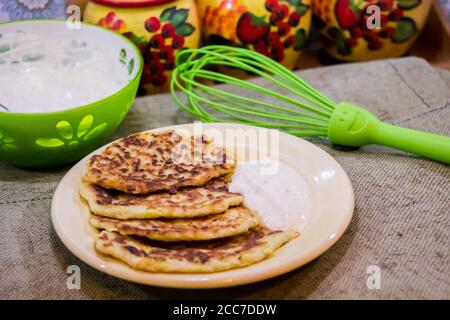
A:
0 57 449 299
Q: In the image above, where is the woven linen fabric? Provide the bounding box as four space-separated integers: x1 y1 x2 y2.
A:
0 57 448 299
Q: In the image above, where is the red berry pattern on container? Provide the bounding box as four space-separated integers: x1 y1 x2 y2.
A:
237 0 310 62
201 0 247 42
145 16 161 33
142 7 195 90
202 0 310 64
314 0 422 56
97 6 196 93
97 12 127 32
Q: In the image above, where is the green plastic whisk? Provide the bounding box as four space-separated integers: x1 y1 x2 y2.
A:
170 45 450 164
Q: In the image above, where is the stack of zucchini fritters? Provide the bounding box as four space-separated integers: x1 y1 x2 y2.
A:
80 130 297 273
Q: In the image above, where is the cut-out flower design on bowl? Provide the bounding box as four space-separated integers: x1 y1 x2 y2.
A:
35 115 108 149
0 131 16 151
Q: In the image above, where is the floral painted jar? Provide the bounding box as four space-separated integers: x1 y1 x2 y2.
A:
198 0 312 69
84 0 200 94
312 0 431 61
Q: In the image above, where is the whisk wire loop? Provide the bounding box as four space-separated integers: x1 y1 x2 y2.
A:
179 69 332 120
171 46 340 135
184 78 330 125
178 46 337 111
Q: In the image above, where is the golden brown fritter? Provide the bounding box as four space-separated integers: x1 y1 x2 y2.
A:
80 176 243 219
83 130 236 195
94 227 299 273
89 206 260 242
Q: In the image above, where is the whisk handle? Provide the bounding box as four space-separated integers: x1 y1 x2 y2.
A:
371 122 450 164
329 103 450 164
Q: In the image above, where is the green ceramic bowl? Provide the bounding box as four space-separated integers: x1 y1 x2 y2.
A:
0 20 143 168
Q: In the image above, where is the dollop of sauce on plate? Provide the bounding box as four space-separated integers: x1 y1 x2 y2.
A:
229 160 312 232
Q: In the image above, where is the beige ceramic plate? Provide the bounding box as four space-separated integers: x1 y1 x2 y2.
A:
52 123 354 289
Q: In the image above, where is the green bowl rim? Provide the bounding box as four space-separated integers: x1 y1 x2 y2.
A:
0 19 143 118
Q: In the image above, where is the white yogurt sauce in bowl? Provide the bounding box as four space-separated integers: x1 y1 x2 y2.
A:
229 160 313 232
0 30 130 114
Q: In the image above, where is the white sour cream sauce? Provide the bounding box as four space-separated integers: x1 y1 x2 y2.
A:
0 31 129 113
229 160 313 231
